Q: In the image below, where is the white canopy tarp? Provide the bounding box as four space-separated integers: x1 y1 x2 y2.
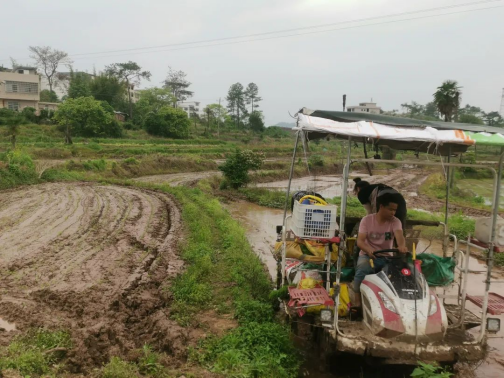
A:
296 114 474 146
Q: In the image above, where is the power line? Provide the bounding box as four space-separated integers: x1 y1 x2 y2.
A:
69 4 504 61
66 0 501 58
1 0 501 63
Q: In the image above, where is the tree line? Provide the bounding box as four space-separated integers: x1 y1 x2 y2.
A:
4 46 266 142
391 80 503 126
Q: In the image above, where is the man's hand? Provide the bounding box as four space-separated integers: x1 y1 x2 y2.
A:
366 250 376 259
398 245 408 253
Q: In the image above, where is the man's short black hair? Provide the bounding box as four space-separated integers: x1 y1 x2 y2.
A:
377 192 402 210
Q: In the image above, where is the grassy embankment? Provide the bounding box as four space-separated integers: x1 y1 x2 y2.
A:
0 124 356 189
0 150 299 377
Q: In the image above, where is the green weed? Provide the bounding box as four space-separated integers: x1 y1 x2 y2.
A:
101 356 139 378
411 361 452 377
238 188 285 208
0 149 39 189
138 344 164 376
234 300 274 325
494 253 504 267
328 196 367 218
196 322 299 378
124 157 139 165
0 329 72 376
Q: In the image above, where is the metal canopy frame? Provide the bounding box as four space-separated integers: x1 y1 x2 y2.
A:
281 130 504 347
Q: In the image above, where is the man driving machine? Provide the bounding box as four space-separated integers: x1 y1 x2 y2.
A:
352 192 408 310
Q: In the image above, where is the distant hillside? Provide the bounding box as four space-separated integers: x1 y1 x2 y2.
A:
274 122 296 128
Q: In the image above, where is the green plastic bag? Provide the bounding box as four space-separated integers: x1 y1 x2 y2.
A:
417 253 455 287
341 267 355 282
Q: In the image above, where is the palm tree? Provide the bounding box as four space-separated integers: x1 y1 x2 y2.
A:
433 80 462 122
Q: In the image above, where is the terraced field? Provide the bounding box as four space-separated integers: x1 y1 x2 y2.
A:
0 183 187 371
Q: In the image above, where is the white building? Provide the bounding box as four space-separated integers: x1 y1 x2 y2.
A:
347 102 382 114
177 101 203 117
127 84 141 104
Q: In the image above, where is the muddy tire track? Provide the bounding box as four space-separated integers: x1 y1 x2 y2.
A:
0 182 188 373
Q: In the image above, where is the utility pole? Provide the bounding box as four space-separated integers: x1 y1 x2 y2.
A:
218 97 221 137
343 94 346 112
206 107 211 133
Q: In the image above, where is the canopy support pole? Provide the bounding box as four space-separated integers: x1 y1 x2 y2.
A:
281 131 301 286
443 148 451 257
479 147 504 342
363 140 373 176
333 137 352 333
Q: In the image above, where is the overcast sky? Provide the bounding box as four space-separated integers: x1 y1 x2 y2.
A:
2 0 503 125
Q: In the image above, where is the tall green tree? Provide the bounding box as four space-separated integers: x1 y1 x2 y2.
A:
244 83 262 113
202 103 227 132
29 46 72 93
163 67 193 107
226 83 247 128
483 111 504 126
105 61 151 119
134 87 175 124
40 89 59 102
54 96 122 143
459 104 483 117
248 111 265 133
459 114 484 125
424 101 440 119
433 80 462 122
89 73 126 108
68 71 92 99
401 101 425 116
144 107 190 138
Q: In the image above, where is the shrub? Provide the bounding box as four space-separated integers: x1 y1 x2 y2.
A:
308 155 324 168
122 120 137 130
144 107 190 138
219 149 264 189
0 108 18 125
263 126 290 138
248 111 265 133
21 107 38 123
38 108 55 123
54 96 123 138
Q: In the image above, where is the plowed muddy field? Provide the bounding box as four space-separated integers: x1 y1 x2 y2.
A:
0 183 188 373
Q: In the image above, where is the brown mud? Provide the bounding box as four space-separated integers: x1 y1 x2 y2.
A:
0 182 197 374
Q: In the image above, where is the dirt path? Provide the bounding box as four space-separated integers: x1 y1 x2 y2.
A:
133 170 222 186
0 183 188 373
361 168 495 217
